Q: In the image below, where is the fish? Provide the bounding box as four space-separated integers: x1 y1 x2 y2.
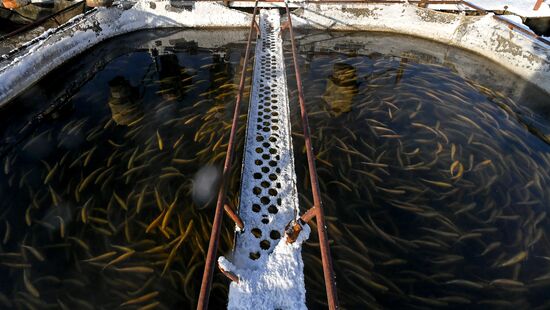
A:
499 251 527 267
490 279 525 287
83 251 117 263
113 191 128 210
161 197 178 230
103 250 135 270
23 270 40 298
156 130 164 151
163 220 194 275
22 245 45 262
420 178 453 188
43 163 59 184
120 291 159 306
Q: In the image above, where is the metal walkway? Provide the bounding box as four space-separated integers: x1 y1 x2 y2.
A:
197 2 337 309
233 9 298 269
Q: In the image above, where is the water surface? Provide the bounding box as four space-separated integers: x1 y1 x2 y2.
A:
1 28 550 310
0 29 250 309
285 31 550 309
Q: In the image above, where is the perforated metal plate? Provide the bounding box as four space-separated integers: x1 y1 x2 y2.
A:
232 9 300 270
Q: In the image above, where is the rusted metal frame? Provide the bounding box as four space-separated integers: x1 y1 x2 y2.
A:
218 262 240 282
300 205 317 223
281 20 290 31
196 1 260 309
461 0 550 46
282 2 339 309
0 1 85 41
533 0 544 11
253 18 261 35
52 16 61 26
224 203 244 230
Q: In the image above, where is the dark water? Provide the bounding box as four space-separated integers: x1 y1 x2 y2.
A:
0 29 250 309
1 28 550 310
285 32 550 309
0 19 20 35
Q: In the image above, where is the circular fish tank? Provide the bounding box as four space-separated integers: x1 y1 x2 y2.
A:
0 28 549 309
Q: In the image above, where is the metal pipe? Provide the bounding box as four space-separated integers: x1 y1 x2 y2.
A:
533 0 543 11
0 1 85 41
283 2 339 309
300 206 317 223
461 0 550 46
224 203 245 230
196 1 259 309
218 262 240 283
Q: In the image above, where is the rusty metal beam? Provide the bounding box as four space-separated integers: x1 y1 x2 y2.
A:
0 1 86 41
533 0 544 11
461 0 550 46
282 2 339 309
218 262 240 283
223 203 244 230
196 1 260 309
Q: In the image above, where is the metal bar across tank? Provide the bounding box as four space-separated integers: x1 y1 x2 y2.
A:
282 1 339 308
196 1 260 308
215 7 314 309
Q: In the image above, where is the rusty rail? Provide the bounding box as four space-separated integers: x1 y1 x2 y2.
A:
282 2 339 309
223 0 548 47
461 0 550 46
0 1 86 41
196 1 259 309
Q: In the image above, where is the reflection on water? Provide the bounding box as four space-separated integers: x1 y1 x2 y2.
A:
107 76 143 126
322 63 358 117
287 33 550 309
0 29 250 309
2 28 550 309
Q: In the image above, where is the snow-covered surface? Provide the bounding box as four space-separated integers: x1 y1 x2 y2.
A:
429 0 550 17
1 1 549 105
220 225 310 309
499 14 533 32
470 0 550 17
220 8 309 309
0 0 251 106
288 3 550 94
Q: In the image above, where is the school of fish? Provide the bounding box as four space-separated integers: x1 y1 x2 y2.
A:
0 32 549 310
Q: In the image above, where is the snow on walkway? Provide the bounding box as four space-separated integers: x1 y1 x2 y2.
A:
218 8 310 309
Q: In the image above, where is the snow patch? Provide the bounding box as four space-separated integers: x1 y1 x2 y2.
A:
288 3 550 95
220 225 310 310
0 0 251 106
223 9 310 309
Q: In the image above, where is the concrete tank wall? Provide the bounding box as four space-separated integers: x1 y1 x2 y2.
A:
0 1 548 107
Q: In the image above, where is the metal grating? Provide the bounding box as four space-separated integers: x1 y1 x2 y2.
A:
233 9 299 269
